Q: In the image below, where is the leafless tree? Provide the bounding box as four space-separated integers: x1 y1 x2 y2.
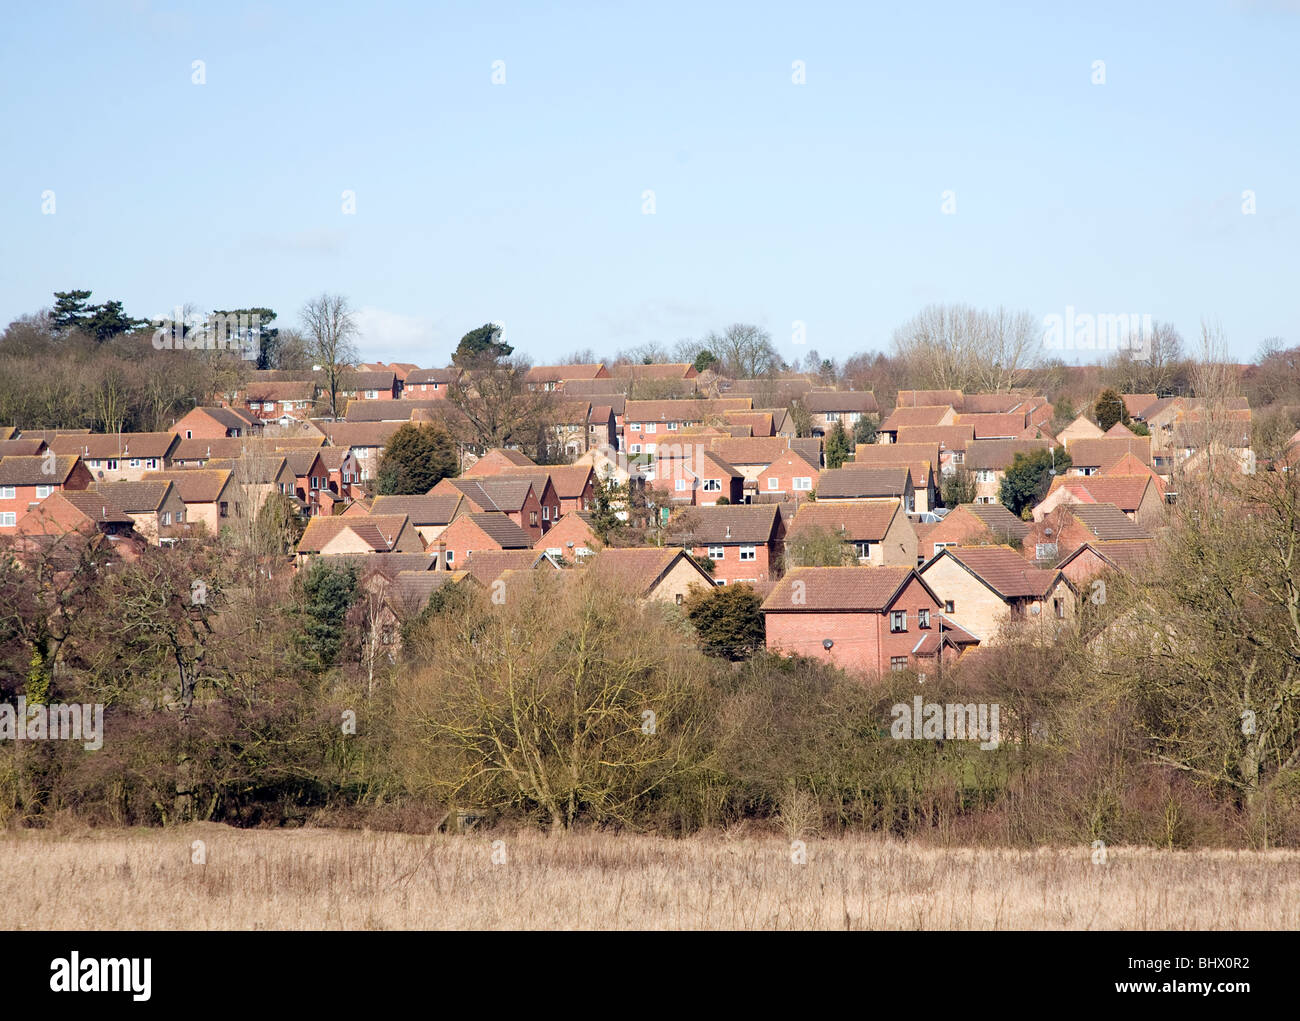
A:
891 304 1040 393
300 293 359 417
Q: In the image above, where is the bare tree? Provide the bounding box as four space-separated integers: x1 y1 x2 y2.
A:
300 293 359 417
707 323 779 380
891 304 1040 393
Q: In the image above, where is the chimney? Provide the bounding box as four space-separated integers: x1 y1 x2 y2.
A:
436 540 446 572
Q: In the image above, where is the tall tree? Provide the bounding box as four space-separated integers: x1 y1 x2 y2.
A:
824 420 852 469
376 422 458 495
453 322 512 366
892 303 1039 392
50 290 94 334
1094 387 1129 431
999 447 1070 517
300 293 359 417
446 356 555 452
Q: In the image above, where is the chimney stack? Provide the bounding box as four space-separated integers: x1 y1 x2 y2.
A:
436 540 447 572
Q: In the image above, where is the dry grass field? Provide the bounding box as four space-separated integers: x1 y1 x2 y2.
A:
2 824 1297 930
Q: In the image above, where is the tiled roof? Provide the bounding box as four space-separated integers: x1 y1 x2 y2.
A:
35 489 134 525
526 363 606 381
1048 474 1153 512
894 390 963 409
800 391 879 414
90 480 175 513
462 548 555 584
244 381 316 402
340 370 397 391
1068 436 1152 469
405 367 462 385
344 400 434 422
880 406 953 431
789 438 822 467
298 513 411 552
0 454 80 486
893 425 976 451
1067 503 1152 540
171 437 244 461
315 422 403 448
49 432 177 459
709 436 790 466
762 566 917 612
955 412 1029 438
666 504 782 544
445 478 536 513
851 443 937 483
815 467 910 499
0 439 46 457
587 548 710 595
142 470 232 503
464 512 533 548
1122 393 1159 418
937 546 1061 599
611 362 697 379
963 502 1032 540
788 500 899 542
964 438 1053 471
625 398 752 423
369 494 462 525
191 406 257 431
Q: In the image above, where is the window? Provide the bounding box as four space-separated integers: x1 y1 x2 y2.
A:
35 485 53 499
366 390 378 399
952 452 964 464
106 460 118 470
542 505 550 520
675 479 687 491
129 459 141 468
890 656 908 672
739 546 756 561
445 549 454 565
646 444 656 455
1036 543 1058 561
715 579 726 586
161 512 171 525
890 610 906 632
848 412 860 422
0 513 15 527
934 541 953 551
825 412 840 422
219 502 229 517
919 609 930 629
185 430 193 439
767 477 779 490
645 423 657 433
552 506 559 520
0 486 14 500
793 477 812 490
630 444 641 455
675 593 683 606
529 511 538 526
311 476 320 490
667 422 678 431
977 470 994 483
176 509 184 523
146 458 157 469
703 478 721 492
944 600 955 614
707 546 725 560
854 541 871 559
547 547 562 558
628 423 641 431
1053 597 1065 619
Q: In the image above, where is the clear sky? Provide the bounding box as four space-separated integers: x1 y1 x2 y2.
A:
1 0 1295 366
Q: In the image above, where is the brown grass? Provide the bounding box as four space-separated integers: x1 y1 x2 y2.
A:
4 825 1298 930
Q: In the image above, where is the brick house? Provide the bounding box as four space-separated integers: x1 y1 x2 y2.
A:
623 399 753 455
762 566 964 675
338 369 399 401
815 467 915 511
1022 502 1151 565
432 477 545 542
15 489 136 541
964 438 1054 505
314 422 403 484
918 545 1076 643
296 513 424 561
141 469 237 537
525 363 610 392
369 494 465 544
850 443 939 512
402 367 460 398
586 548 715 605
755 448 820 498
0 455 93 531
463 448 539 477
48 433 179 483
91 480 188 545
535 511 602 562
1056 537 1157 586
878 405 957 442
666 504 785 586
652 448 742 507
1035 474 1165 528
798 391 879 437
242 381 319 422
786 500 918 567
434 512 535 570
171 406 259 441
922 503 1030 561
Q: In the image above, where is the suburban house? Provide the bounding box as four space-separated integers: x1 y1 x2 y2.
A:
723 411 776 437
0 455 93 531
851 443 939 513
877 405 957 442
0 438 48 457
1057 538 1158 586
1066 436 1153 476
242 381 319 423
799 391 879 436
535 511 602 562
525 363 610 392
463 448 539 477
652 448 743 506
815 467 915 510
337 369 399 401
313 422 402 483
1022 503 1151 565
368 494 465 544
623 399 753 455
707 437 792 485
786 500 918 567
482 470 563 528
169 436 245 466
918 545 1076 642
141 469 237 536
49 432 179 482
171 405 259 441
432 477 546 541
1057 414 1106 449
893 425 976 474
90 479 188 545
586 547 716 605
204 455 297 517
762 566 965 675
666 504 785 586
402 367 460 398
297 513 423 560
460 548 559 585
14 489 136 541
921 503 1030 561
587 403 618 451
433 512 535 569
964 438 1054 504
755 448 820 498
1035 474 1166 527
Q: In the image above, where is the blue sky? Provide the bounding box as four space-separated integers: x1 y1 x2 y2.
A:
1 0 1296 365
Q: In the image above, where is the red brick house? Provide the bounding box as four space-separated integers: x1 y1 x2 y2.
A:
432 477 546 542
0 455 93 531
402 367 460 399
762 566 970 676
434 512 535 570
623 399 753 455
756 448 821 499
171 406 259 441
666 504 785 585
922 503 1030 560
1021 502 1151 565
463 448 539 477
535 511 601 562
15 489 136 540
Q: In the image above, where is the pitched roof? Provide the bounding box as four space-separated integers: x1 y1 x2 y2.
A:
851 443 937 483
28 489 135 526
800 391 879 414
368 494 463 525
0 454 80 486
666 504 782 544
959 394 1030 414
955 412 1029 439
462 548 555 584
709 436 790 466
315 422 403 448
282 449 325 475
964 438 1054 471
0 439 47 457
789 438 822 467
963 502 1032 540
141 469 232 503
171 437 245 461
788 500 900 542
526 363 606 382
405 367 462 385
587 548 712 595
298 513 412 553
880 406 953 431
49 432 177 459
345 400 437 422
1068 436 1152 469
388 569 475 610
761 566 921 612
1047 475 1154 513
1059 537 1157 573
893 425 976 451
463 512 533 548
894 389 964 409
204 455 290 485
611 362 698 379
815 467 911 499
1066 503 1152 541
90 480 176 513
443 477 536 513
340 370 397 391
625 398 752 423
1122 393 1160 418
934 546 1061 599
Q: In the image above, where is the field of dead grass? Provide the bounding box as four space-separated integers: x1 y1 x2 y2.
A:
2 824 1297 929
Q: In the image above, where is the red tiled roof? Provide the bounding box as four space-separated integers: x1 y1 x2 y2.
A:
761 566 919 612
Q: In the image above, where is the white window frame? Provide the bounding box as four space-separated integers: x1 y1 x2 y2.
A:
767 477 779 490
0 486 15 500
793 477 812 491
35 485 54 499
890 610 906 633
0 512 15 527
707 545 725 560
703 478 721 492
739 545 756 562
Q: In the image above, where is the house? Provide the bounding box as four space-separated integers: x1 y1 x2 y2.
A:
0 455 93 531
337 369 399 401
707 437 792 485
90 480 188 545
169 436 245 467
315 447 363 503
402 367 460 398
482 470 564 530
547 400 597 459
723 411 776 437
893 425 976 474
1035 474 1165 527
652 448 742 506
141 469 237 536
894 389 964 409
172 405 259 440
296 513 424 560
1066 436 1153 476
459 548 559 585
815 467 914 510
789 437 822 470
1022 503 1151 565
281 450 337 515
611 362 699 381
850 443 939 513
0 438 48 457
204 454 297 517
964 438 1054 505
463 448 539 477
242 381 319 422
1057 538 1158 586
921 503 1030 561
368 494 464 544
313 422 403 483
623 399 753 455
918 546 1076 642
762 566 959 675
755 448 820 498
955 412 1032 440
48 432 180 483
877 405 957 442
1057 414 1105 449
586 548 715 605
666 504 785 586
14 489 136 541
535 511 602 562
799 391 879 436
1121 394 1160 420
433 512 535 570
525 363 610 392
587 404 618 452
786 500 918 567
432 477 545 541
